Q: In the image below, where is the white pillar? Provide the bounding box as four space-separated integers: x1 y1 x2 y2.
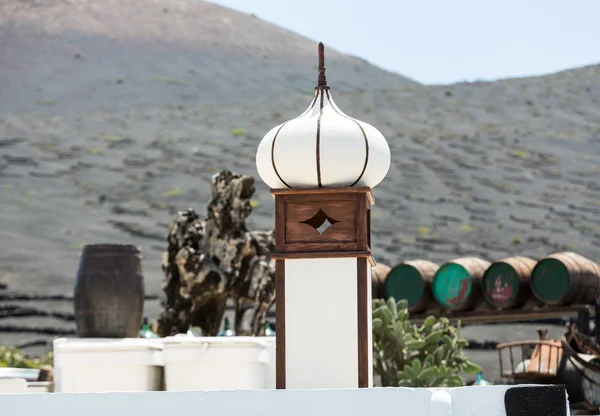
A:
255 43 390 391
281 257 372 389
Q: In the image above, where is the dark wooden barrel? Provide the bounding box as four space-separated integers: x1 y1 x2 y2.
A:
432 257 491 312
530 252 600 306
74 244 145 338
557 354 585 404
384 260 439 313
482 256 537 309
371 263 391 300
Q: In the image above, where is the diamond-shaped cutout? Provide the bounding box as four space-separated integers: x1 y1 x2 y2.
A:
300 209 340 235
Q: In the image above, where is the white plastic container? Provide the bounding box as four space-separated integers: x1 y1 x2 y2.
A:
0 368 40 381
53 338 164 393
27 381 54 393
162 336 269 391
261 337 276 389
0 378 27 393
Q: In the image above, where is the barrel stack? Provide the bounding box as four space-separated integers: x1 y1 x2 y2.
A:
377 252 600 317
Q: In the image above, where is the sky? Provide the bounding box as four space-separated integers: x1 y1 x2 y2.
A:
208 0 600 85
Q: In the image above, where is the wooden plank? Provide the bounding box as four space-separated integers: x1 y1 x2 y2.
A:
357 257 369 388
275 260 286 389
409 305 591 325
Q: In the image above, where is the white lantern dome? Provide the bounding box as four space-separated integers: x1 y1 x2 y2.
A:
256 43 391 189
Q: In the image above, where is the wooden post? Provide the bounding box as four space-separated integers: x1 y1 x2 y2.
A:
577 307 590 336
271 187 374 389
595 302 600 344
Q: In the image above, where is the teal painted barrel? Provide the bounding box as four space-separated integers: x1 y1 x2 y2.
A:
432 257 491 312
384 260 439 313
482 256 537 309
530 252 600 305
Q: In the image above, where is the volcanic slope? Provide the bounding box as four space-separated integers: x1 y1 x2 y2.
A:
2 63 599 316
1 0 600 377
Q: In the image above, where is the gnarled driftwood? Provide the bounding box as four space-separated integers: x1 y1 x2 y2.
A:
156 170 275 336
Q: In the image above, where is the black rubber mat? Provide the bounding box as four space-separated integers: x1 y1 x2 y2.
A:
504 385 567 416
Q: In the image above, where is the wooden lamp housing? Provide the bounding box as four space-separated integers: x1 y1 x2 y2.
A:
270 187 374 263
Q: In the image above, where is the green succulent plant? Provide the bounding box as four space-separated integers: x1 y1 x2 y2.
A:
0 346 53 369
372 297 481 387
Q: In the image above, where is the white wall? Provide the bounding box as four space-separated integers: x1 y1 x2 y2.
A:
0 385 568 416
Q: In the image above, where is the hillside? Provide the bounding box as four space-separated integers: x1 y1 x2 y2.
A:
1 0 600 380
0 0 414 115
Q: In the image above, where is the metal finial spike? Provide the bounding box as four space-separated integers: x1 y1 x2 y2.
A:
318 42 327 87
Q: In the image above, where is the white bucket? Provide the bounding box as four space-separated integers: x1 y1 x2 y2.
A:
0 378 28 393
162 336 269 391
27 381 54 393
261 337 276 389
53 337 164 393
0 368 40 382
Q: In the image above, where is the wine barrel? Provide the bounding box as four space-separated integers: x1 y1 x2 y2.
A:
432 257 491 312
371 263 391 299
384 260 439 313
530 252 600 305
74 244 145 338
482 256 537 309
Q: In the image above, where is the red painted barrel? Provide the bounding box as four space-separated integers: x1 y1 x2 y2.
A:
432 257 491 312
482 256 537 309
530 252 600 305
371 263 391 300
384 260 439 313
